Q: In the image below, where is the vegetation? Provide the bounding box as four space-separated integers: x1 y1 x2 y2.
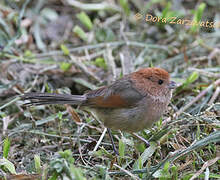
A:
0 0 219 179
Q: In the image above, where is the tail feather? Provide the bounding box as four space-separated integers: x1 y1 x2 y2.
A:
21 93 87 106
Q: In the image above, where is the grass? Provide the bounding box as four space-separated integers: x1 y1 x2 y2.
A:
0 0 220 179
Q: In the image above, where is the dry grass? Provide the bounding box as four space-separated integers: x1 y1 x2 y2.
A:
0 0 219 179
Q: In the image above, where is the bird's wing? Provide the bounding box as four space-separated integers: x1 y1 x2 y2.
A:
84 77 144 108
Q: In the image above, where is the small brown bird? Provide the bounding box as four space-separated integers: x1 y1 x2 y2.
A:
22 67 176 153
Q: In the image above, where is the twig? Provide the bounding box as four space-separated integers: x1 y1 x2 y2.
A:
81 49 105 61
103 14 121 27
109 169 147 176
93 127 107 152
113 163 141 180
190 56 207 62
20 130 112 146
64 0 121 11
208 86 220 105
35 41 169 58
39 65 57 73
189 157 220 180
188 67 220 78
0 96 20 110
132 133 150 147
76 124 88 166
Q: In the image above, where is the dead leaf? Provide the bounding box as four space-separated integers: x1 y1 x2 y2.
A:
2 174 41 180
65 104 82 123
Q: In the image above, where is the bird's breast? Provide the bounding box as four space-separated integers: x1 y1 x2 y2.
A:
90 96 169 132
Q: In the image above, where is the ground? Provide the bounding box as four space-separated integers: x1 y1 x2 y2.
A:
0 0 219 179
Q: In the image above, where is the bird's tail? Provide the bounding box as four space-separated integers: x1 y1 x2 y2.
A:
21 93 87 106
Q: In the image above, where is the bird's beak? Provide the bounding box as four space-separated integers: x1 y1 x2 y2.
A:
168 81 177 89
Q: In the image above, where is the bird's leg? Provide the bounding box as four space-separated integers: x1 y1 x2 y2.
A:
132 133 150 147
107 128 119 155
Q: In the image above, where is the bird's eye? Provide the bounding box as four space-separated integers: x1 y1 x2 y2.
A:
158 79 163 85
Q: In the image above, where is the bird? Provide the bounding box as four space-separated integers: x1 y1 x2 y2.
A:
21 67 176 154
